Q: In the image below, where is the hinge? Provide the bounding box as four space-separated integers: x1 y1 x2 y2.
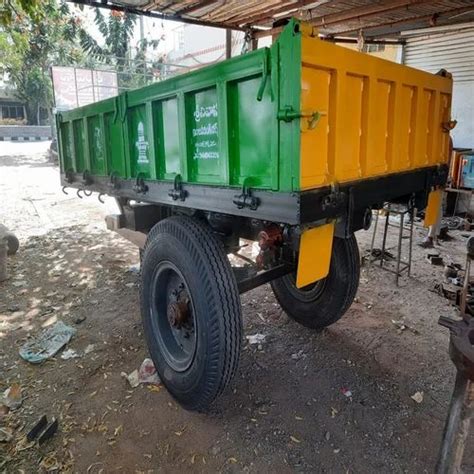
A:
82 170 93 186
168 174 187 201
108 171 120 190
133 174 148 194
277 106 325 130
233 180 259 210
321 185 346 214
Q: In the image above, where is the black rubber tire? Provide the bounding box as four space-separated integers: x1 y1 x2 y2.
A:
140 216 242 411
271 234 360 329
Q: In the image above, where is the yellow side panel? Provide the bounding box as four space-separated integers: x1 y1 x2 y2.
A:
296 223 335 289
424 189 443 228
300 67 331 188
300 34 453 190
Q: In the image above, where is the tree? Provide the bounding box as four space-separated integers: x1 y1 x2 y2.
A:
79 9 162 90
0 0 85 124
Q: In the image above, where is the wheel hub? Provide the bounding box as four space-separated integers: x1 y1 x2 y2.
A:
167 300 190 328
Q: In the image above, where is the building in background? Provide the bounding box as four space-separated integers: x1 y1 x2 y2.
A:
403 23 474 149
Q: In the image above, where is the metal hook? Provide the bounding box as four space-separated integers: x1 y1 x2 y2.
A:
62 186 69 195
77 189 83 199
83 189 93 197
98 193 105 204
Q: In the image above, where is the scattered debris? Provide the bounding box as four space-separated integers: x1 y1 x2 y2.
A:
290 435 301 444
246 334 266 345
121 359 161 388
448 277 462 286
27 415 48 441
391 319 419 335
122 369 140 388
127 264 140 275
391 320 407 332
341 387 352 398
138 358 160 385
427 253 443 265
444 264 461 280
38 418 59 445
84 344 95 354
61 349 81 360
411 391 424 404
19 321 76 364
291 350 307 361
369 248 394 260
0 427 13 443
74 315 87 325
0 383 22 410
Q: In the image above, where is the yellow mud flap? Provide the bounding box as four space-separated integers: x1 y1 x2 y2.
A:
424 189 443 227
296 222 335 289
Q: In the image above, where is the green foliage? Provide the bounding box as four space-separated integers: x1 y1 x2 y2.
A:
0 0 86 124
79 9 162 90
0 0 41 27
1 1 162 124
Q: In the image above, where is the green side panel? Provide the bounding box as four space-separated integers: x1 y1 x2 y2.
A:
60 122 74 172
72 119 86 173
228 75 273 188
87 115 106 175
185 87 222 184
155 97 181 179
104 112 126 177
276 19 302 192
127 105 152 179
58 20 308 193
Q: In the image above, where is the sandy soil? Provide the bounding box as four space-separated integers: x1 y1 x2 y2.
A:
0 142 473 473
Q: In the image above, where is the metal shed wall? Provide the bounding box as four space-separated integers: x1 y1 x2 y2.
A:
404 23 474 148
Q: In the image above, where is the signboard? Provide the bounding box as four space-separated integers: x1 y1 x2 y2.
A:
51 66 118 111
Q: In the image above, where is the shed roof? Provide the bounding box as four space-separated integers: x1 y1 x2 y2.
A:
72 0 474 39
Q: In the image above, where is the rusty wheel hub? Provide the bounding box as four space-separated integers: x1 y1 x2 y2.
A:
167 300 190 329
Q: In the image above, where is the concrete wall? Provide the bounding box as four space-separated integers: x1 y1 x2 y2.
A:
0 125 52 141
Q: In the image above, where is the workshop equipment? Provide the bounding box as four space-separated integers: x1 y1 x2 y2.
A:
460 152 474 189
56 19 454 411
437 236 474 473
369 203 415 285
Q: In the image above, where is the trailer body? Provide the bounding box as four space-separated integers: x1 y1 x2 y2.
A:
58 19 452 217
56 19 455 411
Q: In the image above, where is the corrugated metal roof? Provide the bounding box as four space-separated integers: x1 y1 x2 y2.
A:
405 24 474 81
72 0 474 38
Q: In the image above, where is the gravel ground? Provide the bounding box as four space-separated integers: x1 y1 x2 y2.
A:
0 142 473 473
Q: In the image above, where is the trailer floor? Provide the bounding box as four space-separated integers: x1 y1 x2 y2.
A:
1 142 473 473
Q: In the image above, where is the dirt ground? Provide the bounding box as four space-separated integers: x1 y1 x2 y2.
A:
1 142 473 473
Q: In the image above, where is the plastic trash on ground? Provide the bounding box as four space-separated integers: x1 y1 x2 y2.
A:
121 358 160 388
19 321 76 364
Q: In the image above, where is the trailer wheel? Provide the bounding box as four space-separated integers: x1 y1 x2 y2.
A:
271 235 360 329
140 216 242 411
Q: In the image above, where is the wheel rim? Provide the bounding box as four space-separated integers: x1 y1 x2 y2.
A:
283 273 327 302
150 261 197 372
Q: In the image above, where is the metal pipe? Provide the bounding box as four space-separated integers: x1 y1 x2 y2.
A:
380 207 390 268
436 373 474 474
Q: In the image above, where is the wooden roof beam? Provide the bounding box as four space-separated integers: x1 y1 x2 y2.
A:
332 5 474 36
173 0 220 16
310 0 434 28
233 0 330 28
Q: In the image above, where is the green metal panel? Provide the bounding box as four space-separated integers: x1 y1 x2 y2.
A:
72 119 86 173
104 112 126 177
185 87 222 184
154 97 181 179
57 19 304 193
127 105 153 179
60 121 74 172
228 75 273 188
87 115 106 175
